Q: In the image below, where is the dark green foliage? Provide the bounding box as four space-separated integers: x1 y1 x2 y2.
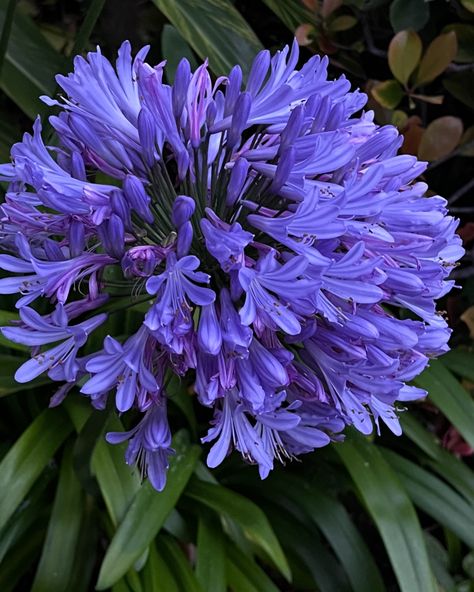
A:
0 1 473 590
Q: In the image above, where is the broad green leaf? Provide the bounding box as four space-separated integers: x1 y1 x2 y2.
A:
0 0 15 78
335 437 437 592
70 0 106 56
443 71 474 109
415 360 474 451
389 0 429 33
226 542 280 592
261 0 313 32
442 349 474 383
91 415 141 526
225 558 260 592
0 1 67 118
460 0 474 12
264 502 351 592
0 408 72 530
382 449 474 548
196 511 226 592
96 432 200 590
0 310 28 351
141 542 179 592
415 32 458 86
0 355 52 395
327 15 357 32
401 414 474 505
443 24 474 64
186 479 291 581
151 0 262 78
417 116 463 161
388 30 422 85
371 79 404 109
31 446 83 592
270 474 385 592
424 533 456 592
161 24 198 84
0 529 45 591
157 535 204 592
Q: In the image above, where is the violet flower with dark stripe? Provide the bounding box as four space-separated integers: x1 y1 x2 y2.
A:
0 40 462 491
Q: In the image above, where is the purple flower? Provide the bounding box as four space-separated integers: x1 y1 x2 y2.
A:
1 305 106 383
0 39 462 490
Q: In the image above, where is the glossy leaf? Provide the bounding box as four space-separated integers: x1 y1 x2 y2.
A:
415 32 457 86
335 437 437 592
31 446 83 592
0 1 67 118
196 511 226 592
414 361 474 451
161 24 198 84
382 449 474 548
443 71 474 109
418 116 463 161
371 79 404 109
151 0 262 78
141 542 179 592
388 30 422 85
443 24 474 64
389 0 429 33
96 432 200 590
226 542 280 592
91 414 141 527
0 408 72 530
157 534 204 592
186 478 291 581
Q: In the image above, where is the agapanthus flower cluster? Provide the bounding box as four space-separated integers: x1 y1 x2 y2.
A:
0 41 462 490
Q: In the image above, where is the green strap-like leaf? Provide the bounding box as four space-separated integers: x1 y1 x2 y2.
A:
415 360 474 450
269 474 385 592
186 478 291 581
151 0 262 77
156 534 204 592
141 542 180 592
381 449 474 548
335 437 437 592
195 510 226 592
225 542 280 592
0 0 67 117
441 349 474 383
0 408 72 530
96 432 200 590
91 414 141 527
161 24 198 84
401 414 474 506
31 446 84 592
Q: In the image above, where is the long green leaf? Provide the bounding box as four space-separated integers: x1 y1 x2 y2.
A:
335 437 437 592
141 542 179 592
96 432 200 590
381 449 474 548
401 414 474 506
0 355 51 396
151 0 262 77
261 0 313 31
70 0 106 56
161 24 198 84
415 360 474 450
196 511 226 592
186 478 291 581
31 446 84 592
263 502 351 592
442 349 474 383
226 542 279 592
0 408 72 530
91 414 141 526
157 534 204 592
269 474 385 592
0 0 67 117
